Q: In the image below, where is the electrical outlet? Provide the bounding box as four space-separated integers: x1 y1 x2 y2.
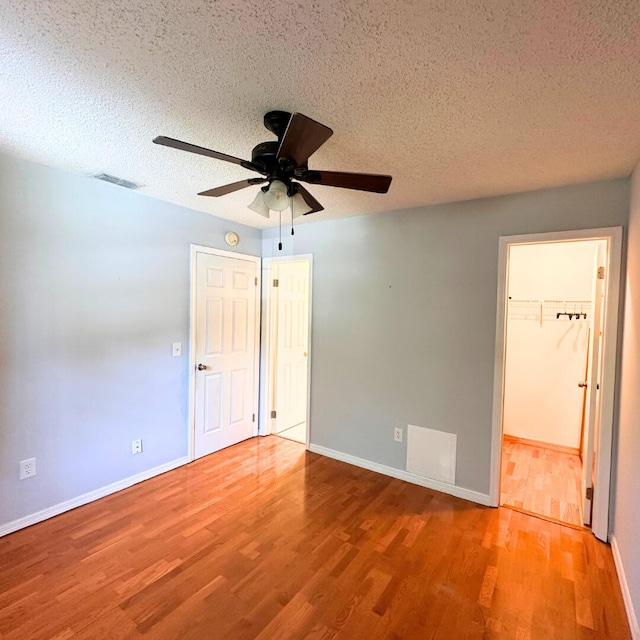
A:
132 439 142 455
20 458 36 480
394 427 403 443
172 342 182 357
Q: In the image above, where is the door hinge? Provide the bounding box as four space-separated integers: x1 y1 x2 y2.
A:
586 486 593 501
273 279 279 287
252 413 255 422
270 410 277 419
597 266 605 280
255 277 258 286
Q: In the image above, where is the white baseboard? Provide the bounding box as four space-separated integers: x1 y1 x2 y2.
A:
308 444 490 506
0 456 190 538
611 535 640 639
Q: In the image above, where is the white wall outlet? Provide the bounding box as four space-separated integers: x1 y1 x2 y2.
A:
394 427 403 443
20 458 36 480
132 439 142 455
172 342 182 357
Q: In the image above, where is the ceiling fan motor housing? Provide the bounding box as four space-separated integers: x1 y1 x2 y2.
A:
263 110 292 139
252 111 299 180
251 141 279 174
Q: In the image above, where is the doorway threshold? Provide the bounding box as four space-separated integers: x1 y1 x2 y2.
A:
502 504 587 532
277 423 306 444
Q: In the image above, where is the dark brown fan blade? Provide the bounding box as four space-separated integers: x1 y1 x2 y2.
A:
153 136 255 169
276 113 333 167
297 170 392 193
295 184 324 215
198 178 266 197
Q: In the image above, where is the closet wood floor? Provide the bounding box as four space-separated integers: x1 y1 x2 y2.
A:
0 437 629 639
501 437 583 527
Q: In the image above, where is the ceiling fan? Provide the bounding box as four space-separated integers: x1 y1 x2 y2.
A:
153 111 392 221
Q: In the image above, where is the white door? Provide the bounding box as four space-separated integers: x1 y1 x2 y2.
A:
582 252 606 526
194 251 259 458
273 261 310 433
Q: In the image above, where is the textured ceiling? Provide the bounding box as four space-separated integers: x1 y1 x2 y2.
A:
1 1 639 228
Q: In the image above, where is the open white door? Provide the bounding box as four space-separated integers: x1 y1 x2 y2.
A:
193 250 259 458
582 246 606 526
272 260 310 434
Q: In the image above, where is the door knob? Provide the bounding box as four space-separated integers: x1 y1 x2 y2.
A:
197 363 207 371
578 381 588 388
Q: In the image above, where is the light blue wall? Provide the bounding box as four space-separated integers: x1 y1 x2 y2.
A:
263 179 629 494
0 153 261 527
613 161 640 633
0 151 631 531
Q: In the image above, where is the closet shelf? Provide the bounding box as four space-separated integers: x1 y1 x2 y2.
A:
507 299 592 323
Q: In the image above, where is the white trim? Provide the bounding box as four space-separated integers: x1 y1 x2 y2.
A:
611 535 640 640
258 258 277 437
190 244 260 261
305 256 314 450
259 254 313 449
489 227 623 542
490 227 622 246
309 444 490 506
592 227 622 538
489 236 510 506
0 456 189 538
188 245 261 461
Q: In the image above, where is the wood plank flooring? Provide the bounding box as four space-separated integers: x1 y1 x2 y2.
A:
0 436 630 639
501 437 584 527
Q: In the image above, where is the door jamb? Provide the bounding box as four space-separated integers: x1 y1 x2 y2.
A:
259 254 313 449
489 227 623 541
188 244 262 462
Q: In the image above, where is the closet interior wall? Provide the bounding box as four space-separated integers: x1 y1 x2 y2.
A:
503 241 604 450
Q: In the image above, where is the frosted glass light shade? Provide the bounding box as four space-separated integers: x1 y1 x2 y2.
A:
248 190 270 217
263 180 290 211
291 192 312 218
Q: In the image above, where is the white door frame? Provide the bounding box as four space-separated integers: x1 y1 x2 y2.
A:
259 254 313 449
188 244 261 461
489 227 623 541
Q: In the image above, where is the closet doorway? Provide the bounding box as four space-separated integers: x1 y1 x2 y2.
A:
490 228 622 541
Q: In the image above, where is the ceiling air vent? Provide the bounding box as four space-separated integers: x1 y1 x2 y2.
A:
93 173 142 190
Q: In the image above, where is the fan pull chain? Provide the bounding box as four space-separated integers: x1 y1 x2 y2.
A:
291 203 295 236
278 211 282 251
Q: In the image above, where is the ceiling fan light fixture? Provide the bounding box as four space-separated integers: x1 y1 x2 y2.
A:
263 180 290 211
291 192 312 218
248 190 270 217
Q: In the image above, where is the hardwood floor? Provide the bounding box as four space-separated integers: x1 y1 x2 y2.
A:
0 436 630 639
501 437 584 527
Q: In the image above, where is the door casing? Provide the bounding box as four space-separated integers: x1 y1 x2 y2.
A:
259 254 313 448
188 244 261 461
489 227 623 542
